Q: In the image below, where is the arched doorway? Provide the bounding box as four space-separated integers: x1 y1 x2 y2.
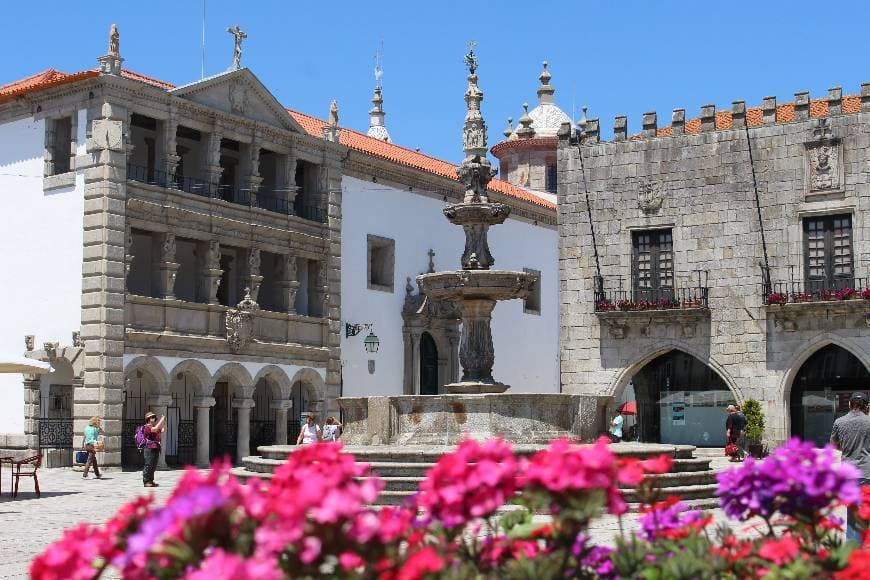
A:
165 373 197 467
122 369 159 470
618 350 735 446
289 380 312 442
790 344 870 446
420 332 439 395
250 378 277 455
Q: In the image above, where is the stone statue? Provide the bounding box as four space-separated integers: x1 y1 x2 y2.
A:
247 249 261 277
226 25 247 70
328 100 339 126
24 335 34 352
161 233 176 263
206 240 221 270
464 41 478 74
109 24 120 57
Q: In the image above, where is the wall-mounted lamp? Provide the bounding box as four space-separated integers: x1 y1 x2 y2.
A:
345 322 380 353
363 332 380 354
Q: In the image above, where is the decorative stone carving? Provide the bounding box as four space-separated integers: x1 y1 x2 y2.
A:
322 101 341 142
225 289 259 352
24 335 34 351
806 119 843 194
246 249 263 302
637 180 663 213
228 80 249 115
98 24 123 76
43 342 58 360
109 24 120 56
157 233 179 299
200 240 223 305
72 331 82 347
226 25 247 70
160 233 176 263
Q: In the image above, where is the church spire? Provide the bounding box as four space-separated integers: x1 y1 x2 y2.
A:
536 61 555 105
367 43 391 142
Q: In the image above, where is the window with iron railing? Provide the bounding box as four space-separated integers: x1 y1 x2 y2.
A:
632 229 673 301
804 214 853 292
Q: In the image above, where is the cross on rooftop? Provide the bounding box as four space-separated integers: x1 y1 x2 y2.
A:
227 25 247 70
814 118 832 140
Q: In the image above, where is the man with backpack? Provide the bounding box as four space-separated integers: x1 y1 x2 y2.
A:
137 411 165 487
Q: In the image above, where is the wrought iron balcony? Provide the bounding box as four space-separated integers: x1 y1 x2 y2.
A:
763 277 869 305
594 281 709 312
127 164 326 224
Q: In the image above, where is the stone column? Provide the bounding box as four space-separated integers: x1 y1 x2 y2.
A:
124 225 134 293
79 102 129 467
246 249 263 303
147 394 173 469
204 124 224 193
271 399 293 445
193 396 215 468
22 376 41 452
281 152 299 210
156 233 179 299
410 332 422 395
277 254 300 314
163 108 180 178
234 398 255 461
448 334 460 384
200 240 223 305
244 132 263 196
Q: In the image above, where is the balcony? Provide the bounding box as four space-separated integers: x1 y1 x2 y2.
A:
126 164 326 223
594 278 710 339
763 277 870 331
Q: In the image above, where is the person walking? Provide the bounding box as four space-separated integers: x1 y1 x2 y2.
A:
608 412 624 443
830 392 870 543
142 411 165 488
725 405 746 462
322 416 342 442
296 414 321 445
82 417 102 479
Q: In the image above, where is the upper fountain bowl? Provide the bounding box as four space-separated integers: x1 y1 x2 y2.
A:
417 269 537 302
443 202 511 227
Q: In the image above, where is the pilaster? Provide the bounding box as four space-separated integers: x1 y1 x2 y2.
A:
246 248 263 302
200 240 223 305
78 101 128 468
22 376 41 452
322 152 344 416
277 254 300 313
163 106 180 177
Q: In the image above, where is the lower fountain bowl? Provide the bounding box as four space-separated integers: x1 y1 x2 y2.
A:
416 269 538 302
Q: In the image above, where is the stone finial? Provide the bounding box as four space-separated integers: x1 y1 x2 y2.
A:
672 109 685 135
642 111 657 137
460 41 489 158
98 23 124 76
24 335 34 352
761 96 776 124
503 117 513 139
72 330 82 347
516 103 535 139
328 100 339 126
700 104 716 131
613 115 627 141
536 61 555 105
226 24 247 70
732 101 746 129
794 91 810 121
322 100 341 142
828 86 843 115
367 86 391 142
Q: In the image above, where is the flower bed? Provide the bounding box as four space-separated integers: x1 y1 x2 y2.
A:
31 437 870 579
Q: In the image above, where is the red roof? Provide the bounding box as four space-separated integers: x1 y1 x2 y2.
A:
0 67 554 210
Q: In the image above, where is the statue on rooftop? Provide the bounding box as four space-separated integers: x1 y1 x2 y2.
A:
108 24 120 57
329 100 339 126
227 25 247 70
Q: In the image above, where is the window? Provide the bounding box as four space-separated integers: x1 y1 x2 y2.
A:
545 163 558 194
45 116 73 176
632 229 673 300
523 268 542 315
804 214 853 292
367 234 395 292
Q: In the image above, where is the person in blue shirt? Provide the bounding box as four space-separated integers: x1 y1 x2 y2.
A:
609 413 624 443
83 417 102 479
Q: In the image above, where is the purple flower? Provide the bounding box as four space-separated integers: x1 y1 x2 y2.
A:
638 500 706 540
716 438 860 521
117 485 227 566
572 534 615 578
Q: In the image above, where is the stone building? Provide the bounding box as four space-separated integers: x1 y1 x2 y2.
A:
558 85 870 448
0 30 557 467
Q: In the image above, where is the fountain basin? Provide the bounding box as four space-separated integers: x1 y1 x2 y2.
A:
443 202 510 226
417 269 537 302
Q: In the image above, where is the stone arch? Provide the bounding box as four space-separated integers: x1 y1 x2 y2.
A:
605 341 741 404
168 359 214 397
289 368 326 403
252 365 293 399
212 362 254 397
780 334 870 443
124 355 170 394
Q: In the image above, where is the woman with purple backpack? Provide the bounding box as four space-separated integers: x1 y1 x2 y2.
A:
139 411 165 487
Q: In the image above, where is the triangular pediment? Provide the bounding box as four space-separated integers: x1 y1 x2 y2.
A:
170 68 303 132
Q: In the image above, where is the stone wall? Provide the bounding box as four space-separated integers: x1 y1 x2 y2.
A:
557 86 870 445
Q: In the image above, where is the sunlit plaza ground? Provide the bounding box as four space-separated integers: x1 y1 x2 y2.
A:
0 451 830 579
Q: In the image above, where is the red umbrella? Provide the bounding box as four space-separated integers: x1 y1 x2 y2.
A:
619 401 638 415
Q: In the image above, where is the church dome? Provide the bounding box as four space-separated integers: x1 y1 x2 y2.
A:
525 61 570 137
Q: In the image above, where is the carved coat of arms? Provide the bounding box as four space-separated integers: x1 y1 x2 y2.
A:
225 289 259 352
637 181 663 213
807 143 841 192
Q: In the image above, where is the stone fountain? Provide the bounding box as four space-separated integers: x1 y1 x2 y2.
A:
416 45 536 394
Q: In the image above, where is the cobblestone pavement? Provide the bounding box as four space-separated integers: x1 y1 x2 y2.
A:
0 457 786 578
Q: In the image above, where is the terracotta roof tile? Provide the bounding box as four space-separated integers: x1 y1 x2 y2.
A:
287 109 554 209
0 67 553 210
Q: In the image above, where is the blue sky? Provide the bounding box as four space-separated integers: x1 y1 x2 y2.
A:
4 1 869 163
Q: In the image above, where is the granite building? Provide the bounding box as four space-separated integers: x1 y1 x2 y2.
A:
558 86 870 448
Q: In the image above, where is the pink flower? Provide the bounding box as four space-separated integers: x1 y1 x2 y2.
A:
397 546 444 580
758 535 801 566
185 548 281 580
339 551 365 571
415 437 519 528
300 536 322 565
30 524 109 580
641 455 673 475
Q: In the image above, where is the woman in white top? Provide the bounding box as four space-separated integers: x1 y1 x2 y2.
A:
297 414 322 445
322 416 342 442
